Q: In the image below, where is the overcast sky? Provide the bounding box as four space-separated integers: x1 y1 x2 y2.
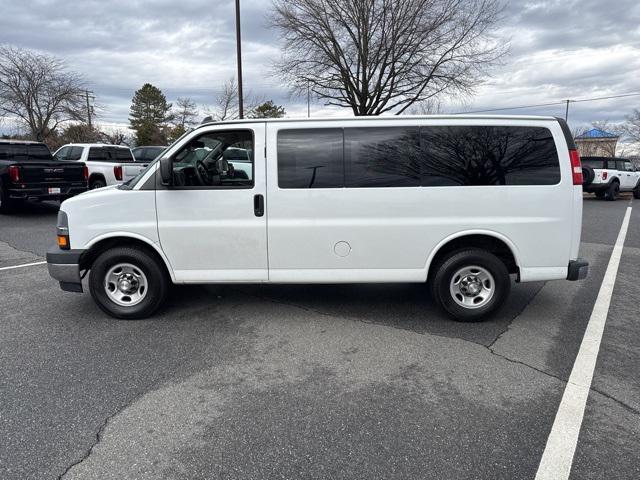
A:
1 0 639 131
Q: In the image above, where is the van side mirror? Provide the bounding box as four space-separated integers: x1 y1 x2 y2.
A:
159 156 172 186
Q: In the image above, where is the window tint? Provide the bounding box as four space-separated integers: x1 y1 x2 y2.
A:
0 144 27 160
615 160 625 171
420 126 560 186
112 148 134 162
68 146 83 160
147 147 165 161
0 143 51 161
278 129 344 188
344 127 420 187
172 130 254 188
55 146 70 160
581 158 606 169
27 144 52 160
88 147 107 161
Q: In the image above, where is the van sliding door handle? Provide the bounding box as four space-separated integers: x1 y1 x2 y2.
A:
254 194 264 217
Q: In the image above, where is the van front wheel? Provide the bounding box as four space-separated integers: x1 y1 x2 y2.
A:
89 247 168 319
430 249 511 322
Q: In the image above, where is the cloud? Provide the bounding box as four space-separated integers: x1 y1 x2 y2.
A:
1 0 638 129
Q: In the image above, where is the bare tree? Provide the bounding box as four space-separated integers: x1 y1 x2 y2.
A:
621 109 640 153
269 0 506 116
173 97 198 128
101 128 131 146
207 77 263 121
0 45 87 141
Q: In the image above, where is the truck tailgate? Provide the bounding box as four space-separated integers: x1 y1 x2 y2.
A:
18 161 86 183
123 163 147 181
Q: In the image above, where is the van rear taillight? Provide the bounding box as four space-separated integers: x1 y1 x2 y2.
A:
114 165 123 181
569 149 582 185
8 165 20 183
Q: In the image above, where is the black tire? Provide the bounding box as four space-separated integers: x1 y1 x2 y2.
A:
429 249 511 322
89 247 168 319
90 178 106 190
581 166 595 186
594 191 606 199
604 181 619 201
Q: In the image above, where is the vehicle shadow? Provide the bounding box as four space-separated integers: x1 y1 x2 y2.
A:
163 281 543 347
6 200 60 216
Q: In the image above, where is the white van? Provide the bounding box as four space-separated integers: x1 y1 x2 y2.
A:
46 116 588 322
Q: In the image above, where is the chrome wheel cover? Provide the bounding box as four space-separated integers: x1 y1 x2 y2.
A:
104 263 148 307
449 265 495 309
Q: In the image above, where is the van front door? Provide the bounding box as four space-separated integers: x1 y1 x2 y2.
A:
155 124 268 282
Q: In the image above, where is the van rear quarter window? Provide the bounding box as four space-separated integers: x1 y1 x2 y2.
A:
420 126 560 186
277 125 561 188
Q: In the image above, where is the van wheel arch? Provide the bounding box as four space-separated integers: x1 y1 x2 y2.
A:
80 237 172 281
427 234 519 281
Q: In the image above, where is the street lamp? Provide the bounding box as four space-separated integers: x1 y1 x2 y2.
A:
235 0 244 119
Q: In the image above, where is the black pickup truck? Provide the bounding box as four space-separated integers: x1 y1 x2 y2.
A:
0 140 88 213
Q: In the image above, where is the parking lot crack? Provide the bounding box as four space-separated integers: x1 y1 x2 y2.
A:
487 282 546 351
590 386 640 417
56 395 142 479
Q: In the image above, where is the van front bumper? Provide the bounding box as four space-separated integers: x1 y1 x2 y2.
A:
46 246 85 292
567 258 589 281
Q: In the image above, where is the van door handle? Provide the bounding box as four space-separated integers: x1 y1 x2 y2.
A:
254 194 264 217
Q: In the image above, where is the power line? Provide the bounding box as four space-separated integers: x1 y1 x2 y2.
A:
456 92 640 115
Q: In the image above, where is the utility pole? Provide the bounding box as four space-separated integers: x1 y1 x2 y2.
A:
307 80 310 118
564 99 571 122
235 0 244 119
85 90 94 129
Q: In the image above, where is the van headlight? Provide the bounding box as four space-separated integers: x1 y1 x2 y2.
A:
56 210 70 250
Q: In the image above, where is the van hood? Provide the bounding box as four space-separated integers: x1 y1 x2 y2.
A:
60 184 122 210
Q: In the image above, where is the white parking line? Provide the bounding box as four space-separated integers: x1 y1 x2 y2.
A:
0 260 47 272
535 206 633 480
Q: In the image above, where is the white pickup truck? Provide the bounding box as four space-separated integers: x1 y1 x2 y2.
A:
581 156 640 200
54 144 147 189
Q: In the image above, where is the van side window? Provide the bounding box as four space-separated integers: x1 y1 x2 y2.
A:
420 126 561 186
171 129 254 188
278 129 343 188
344 127 420 187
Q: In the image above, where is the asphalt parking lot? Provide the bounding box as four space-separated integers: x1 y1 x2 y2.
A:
0 196 638 480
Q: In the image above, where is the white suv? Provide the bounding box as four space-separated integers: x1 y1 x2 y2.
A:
582 156 640 200
54 144 146 189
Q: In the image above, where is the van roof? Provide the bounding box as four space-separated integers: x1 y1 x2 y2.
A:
200 114 560 128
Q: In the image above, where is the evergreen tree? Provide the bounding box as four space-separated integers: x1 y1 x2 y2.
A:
249 100 286 119
129 83 172 145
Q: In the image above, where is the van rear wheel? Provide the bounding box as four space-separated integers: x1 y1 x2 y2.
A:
430 249 511 322
89 247 168 319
